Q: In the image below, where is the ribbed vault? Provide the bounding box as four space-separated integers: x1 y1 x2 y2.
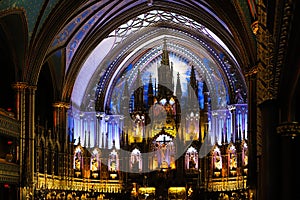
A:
69 8 248 113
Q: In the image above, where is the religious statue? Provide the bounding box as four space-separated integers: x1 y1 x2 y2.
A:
215 153 222 170
230 154 237 170
131 156 139 172
189 155 196 169
244 154 248 166
75 158 81 170
91 157 98 171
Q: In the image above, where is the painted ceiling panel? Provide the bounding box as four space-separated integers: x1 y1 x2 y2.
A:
36 0 60 36
0 0 44 37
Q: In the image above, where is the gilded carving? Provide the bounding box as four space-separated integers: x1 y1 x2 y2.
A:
276 122 300 137
256 1 294 104
52 102 70 109
11 82 28 90
0 114 20 138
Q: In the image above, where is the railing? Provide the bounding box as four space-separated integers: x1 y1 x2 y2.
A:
206 176 247 192
35 173 122 193
0 112 20 138
0 161 19 183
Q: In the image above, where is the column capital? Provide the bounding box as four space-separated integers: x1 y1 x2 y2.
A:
11 82 28 90
251 21 258 35
52 102 70 109
27 85 37 91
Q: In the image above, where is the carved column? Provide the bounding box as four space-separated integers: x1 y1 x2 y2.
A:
228 105 236 142
256 1 281 199
258 99 280 200
52 102 70 179
11 82 28 186
27 85 37 186
245 67 258 193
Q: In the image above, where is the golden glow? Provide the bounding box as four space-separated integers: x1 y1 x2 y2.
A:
168 187 186 193
138 187 155 194
110 173 117 179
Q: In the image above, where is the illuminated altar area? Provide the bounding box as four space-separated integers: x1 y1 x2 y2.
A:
1 0 299 199
35 36 246 199
31 8 249 200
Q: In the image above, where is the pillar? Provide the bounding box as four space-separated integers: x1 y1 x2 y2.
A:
245 68 258 192
27 85 37 186
11 82 27 186
228 105 236 142
258 99 281 200
52 102 70 178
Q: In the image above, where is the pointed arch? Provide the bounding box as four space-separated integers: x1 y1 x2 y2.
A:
227 143 237 176
90 147 101 179
54 143 60 176
211 145 222 177
185 146 198 170
74 145 84 177
38 139 45 173
108 149 119 172
47 141 53 175
130 148 142 173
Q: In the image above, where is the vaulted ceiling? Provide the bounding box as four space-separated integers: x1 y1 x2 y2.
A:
0 0 259 113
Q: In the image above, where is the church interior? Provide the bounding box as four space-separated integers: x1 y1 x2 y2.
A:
0 1 300 199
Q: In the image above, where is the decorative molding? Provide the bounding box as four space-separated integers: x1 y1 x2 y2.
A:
52 102 70 109
256 1 276 104
251 21 258 35
206 176 247 191
0 113 20 138
36 175 122 193
0 162 19 183
245 66 258 77
11 82 28 90
276 122 300 138
27 85 37 91
273 1 294 94
256 1 294 105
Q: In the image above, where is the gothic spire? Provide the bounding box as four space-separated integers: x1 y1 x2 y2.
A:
154 78 157 96
161 38 170 66
190 65 198 92
187 65 199 105
134 67 144 112
136 67 143 88
158 39 173 98
148 74 154 107
123 79 129 99
121 79 130 114
176 72 182 99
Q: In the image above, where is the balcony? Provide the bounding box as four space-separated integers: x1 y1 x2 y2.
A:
0 158 19 183
0 109 20 138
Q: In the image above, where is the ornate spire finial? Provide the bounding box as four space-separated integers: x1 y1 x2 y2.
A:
161 38 170 66
176 72 182 98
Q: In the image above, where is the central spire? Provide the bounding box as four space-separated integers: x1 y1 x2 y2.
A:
161 38 170 66
157 38 174 99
